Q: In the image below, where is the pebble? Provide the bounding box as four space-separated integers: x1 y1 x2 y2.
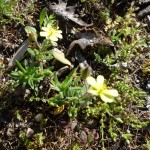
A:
6 128 14 137
145 97 150 110
80 130 87 142
24 89 31 99
71 120 77 130
146 83 150 90
35 113 43 122
147 15 150 31
121 62 128 68
86 118 99 129
26 128 34 138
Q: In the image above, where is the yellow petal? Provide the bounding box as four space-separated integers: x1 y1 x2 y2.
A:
40 31 48 37
47 24 52 29
103 89 119 97
56 32 63 39
86 76 97 89
88 88 98 95
100 93 114 103
41 27 49 32
97 75 104 89
56 30 62 34
50 35 58 41
51 41 57 46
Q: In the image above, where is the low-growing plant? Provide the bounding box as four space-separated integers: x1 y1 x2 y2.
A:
105 2 148 61
11 60 52 91
0 0 18 24
20 131 45 149
0 0 36 25
9 5 149 149
85 75 148 149
10 8 65 92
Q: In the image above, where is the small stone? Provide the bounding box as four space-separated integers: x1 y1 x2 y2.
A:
6 128 14 137
147 15 150 31
80 130 87 142
71 120 77 130
86 118 99 129
145 97 150 110
127 129 130 134
35 113 43 122
26 128 34 138
111 63 119 68
24 89 31 99
146 83 150 90
15 124 19 128
145 97 150 105
2 78 5 82
121 62 127 68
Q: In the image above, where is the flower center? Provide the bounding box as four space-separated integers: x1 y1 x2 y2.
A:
97 84 107 94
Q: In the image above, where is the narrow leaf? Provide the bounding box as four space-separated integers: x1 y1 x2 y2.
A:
15 60 26 73
39 7 47 28
62 68 77 86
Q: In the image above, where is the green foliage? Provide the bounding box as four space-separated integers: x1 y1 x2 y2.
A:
20 131 45 149
0 0 36 25
105 3 148 61
11 60 52 91
141 59 150 73
27 48 53 62
80 0 86 3
39 7 56 28
10 8 59 91
73 143 80 150
49 69 88 117
147 140 150 150
7 3 149 149
0 0 18 24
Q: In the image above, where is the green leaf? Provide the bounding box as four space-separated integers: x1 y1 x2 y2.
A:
62 68 77 87
80 0 86 3
11 71 21 77
39 7 47 28
27 48 36 57
41 69 52 76
122 133 132 140
115 118 123 123
47 14 56 25
146 140 150 150
73 144 80 150
15 110 21 121
53 72 60 87
68 107 78 118
47 97 68 107
36 133 45 146
28 79 34 89
15 60 26 73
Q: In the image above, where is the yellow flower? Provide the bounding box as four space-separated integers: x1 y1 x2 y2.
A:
86 75 119 103
40 24 62 45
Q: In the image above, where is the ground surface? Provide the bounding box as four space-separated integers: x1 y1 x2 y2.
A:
0 0 150 150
